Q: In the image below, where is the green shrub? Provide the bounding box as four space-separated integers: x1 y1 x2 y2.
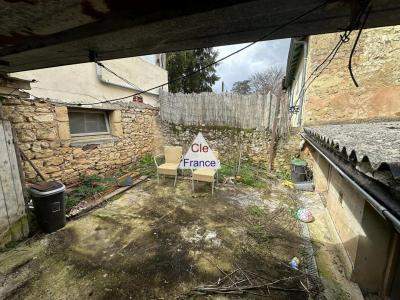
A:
218 162 235 181
65 175 115 211
276 167 291 180
237 164 264 188
137 153 157 175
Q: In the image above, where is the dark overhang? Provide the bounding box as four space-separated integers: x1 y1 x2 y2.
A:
0 0 400 73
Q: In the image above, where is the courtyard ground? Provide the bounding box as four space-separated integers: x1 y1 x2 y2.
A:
0 178 316 300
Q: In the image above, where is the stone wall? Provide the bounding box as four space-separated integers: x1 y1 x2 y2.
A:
160 123 272 165
303 25 400 125
0 97 158 184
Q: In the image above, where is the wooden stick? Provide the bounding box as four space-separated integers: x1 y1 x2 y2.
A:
204 257 238 288
235 264 253 285
213 269 239 286
268 115 280 171
19 148 46 181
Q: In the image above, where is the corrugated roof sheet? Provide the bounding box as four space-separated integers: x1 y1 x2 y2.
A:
304 122 400 185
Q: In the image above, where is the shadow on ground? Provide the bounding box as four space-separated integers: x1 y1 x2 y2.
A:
0 179 315 300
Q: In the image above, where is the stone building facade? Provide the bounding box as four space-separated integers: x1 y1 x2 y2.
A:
283 25 400 298
285 25 400 126
0 98 159 184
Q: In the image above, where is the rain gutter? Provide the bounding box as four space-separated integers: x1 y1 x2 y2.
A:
301 132 400 233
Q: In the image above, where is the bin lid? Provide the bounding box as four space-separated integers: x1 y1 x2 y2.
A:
291 158 307 167
29 181 65 197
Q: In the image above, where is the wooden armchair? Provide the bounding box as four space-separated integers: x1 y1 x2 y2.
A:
191 151 219 195
154 146 183 186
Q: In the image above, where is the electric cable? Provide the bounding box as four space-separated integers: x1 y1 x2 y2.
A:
348 3 372 87
95 61 144 91
290 1 371 111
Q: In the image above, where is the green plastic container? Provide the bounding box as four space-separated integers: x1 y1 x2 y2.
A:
291 158 307 183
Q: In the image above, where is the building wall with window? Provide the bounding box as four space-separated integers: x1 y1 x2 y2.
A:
0 97 160 184
285 25 400 126
12 55 168 107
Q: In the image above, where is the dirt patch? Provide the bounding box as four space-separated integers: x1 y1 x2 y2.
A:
0 179 314 299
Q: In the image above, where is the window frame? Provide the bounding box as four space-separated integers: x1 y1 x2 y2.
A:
68 109 111 137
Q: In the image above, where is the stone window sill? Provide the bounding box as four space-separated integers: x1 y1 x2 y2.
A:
70 134 118 147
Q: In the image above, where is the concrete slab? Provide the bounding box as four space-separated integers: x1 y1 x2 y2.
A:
300 192 364 300
0 179 312 299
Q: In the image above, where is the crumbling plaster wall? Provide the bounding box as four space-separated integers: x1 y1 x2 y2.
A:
303 25 400 125
0 98 159 184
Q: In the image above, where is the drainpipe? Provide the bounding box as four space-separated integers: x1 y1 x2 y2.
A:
302 132 400 234
294 40 308 127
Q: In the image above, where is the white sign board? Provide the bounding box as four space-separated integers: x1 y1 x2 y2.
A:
179 132 220 169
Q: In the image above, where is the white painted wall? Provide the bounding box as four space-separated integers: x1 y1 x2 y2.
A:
12 55 168 107
288 53 305 127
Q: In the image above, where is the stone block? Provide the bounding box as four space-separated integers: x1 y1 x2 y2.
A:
35 107 51 113
35 149 54 159
73 148 85 158
55 106 69 122
37 128 57 141
18 130 36 142
111 122 123 138
19 143 31 151
33 113 54 122
9 114 25 123
58 122 71 140
45 157 64 166
110 110 122 123
46 166 61 174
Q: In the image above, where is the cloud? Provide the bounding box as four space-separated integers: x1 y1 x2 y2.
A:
212 39 290 92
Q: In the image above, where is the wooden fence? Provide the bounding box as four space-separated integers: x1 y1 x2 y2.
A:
160 92 285 130
0 120 28 245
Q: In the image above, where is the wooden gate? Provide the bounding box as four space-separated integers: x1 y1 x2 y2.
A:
0 120 28 246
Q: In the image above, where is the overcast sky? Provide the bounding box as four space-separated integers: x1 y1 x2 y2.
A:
212 39 290 92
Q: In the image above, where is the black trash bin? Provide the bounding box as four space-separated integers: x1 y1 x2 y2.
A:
29 181 66 233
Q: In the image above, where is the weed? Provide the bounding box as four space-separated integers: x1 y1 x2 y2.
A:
237 165 259 187
137 153 157 176
247 205 265 217
247 224 269 244
218 161 268 189
65 175 115 210
65 195 80 210
276 167 291 181
218 162 235 181
0 240 19 253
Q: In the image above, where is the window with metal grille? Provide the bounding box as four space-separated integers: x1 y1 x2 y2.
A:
68 110 110 136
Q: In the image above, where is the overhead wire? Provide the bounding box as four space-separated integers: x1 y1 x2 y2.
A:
83 1 330 105
95 61 144 91
290 1 372 111
348 3 372 87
